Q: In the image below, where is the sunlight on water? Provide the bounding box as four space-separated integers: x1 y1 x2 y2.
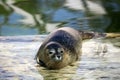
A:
0 35 120 80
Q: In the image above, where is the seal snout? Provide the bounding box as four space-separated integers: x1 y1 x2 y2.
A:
54 54 62 61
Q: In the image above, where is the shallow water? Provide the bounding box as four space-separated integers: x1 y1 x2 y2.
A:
0 35 120 80
0 0 120 80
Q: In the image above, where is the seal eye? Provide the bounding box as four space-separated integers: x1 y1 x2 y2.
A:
60 51 63 53
58 48 64 54
49 52 53 54
49 49 55 54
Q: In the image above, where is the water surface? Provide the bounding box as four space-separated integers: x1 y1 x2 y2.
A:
0 36 120 80
0 0 120 36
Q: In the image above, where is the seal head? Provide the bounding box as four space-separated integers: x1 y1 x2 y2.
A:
44 42 64 62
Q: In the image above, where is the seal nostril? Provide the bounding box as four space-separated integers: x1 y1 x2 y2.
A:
57 55 60 58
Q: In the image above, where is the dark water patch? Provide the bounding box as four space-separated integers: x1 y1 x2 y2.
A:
99 76 110 80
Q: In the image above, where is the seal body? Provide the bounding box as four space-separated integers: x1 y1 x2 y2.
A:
35 27 82 69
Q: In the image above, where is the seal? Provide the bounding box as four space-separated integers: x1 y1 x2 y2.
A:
35 27 120 69
35 27 82 69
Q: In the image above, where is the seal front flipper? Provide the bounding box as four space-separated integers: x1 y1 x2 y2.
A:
38 60 46 67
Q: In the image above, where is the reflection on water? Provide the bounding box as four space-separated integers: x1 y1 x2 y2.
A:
0 0 120 36
37 63 78 80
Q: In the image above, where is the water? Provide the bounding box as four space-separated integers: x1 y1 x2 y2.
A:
0 0 120 36
0 0 120 80
0 36 120 80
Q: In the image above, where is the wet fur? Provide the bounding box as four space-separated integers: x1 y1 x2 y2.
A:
35 27 82 69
